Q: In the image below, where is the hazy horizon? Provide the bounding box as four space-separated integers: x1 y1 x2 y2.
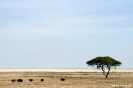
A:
0 68 133 72
0 67 133 69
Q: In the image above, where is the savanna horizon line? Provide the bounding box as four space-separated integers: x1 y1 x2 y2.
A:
0 68 133 72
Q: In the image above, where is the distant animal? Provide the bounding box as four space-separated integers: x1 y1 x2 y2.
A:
17 79 23 82
41 79 44 82
11 79 16 82
60 78 65 82
29 79 33 82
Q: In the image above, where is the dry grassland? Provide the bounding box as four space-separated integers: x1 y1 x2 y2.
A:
0 72 133 88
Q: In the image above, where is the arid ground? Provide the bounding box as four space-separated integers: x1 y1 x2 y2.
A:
0 72 132 88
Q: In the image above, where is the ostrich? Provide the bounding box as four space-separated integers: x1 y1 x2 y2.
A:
29 79 33 82
11 79 16 82
17 79 23 82
60 78 65 82
41 79 44 82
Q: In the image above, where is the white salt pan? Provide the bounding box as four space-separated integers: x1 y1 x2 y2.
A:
0 68 133 72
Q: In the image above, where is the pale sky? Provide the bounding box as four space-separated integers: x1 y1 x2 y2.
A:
0 0 133 68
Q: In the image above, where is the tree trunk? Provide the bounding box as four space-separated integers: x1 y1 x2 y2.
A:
105 66 110 78
101 66 106 77
101 65 110 78
105 72 109 78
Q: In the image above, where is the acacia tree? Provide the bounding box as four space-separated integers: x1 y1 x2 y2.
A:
86 56 122 78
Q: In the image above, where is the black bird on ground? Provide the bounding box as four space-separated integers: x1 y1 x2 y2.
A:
17 79 23 82
41 79 44 82
11 79 16 82
60 78 65 82
29 79 33 82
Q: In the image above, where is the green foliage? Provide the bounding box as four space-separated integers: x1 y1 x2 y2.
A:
86 56 122 68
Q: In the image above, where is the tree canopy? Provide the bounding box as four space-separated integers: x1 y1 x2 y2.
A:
86 56 121 68
86 56 122 78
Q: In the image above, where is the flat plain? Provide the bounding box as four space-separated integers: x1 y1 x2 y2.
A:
0 72 133 88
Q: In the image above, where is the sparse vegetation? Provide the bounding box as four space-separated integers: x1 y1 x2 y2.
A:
0 72 132 88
